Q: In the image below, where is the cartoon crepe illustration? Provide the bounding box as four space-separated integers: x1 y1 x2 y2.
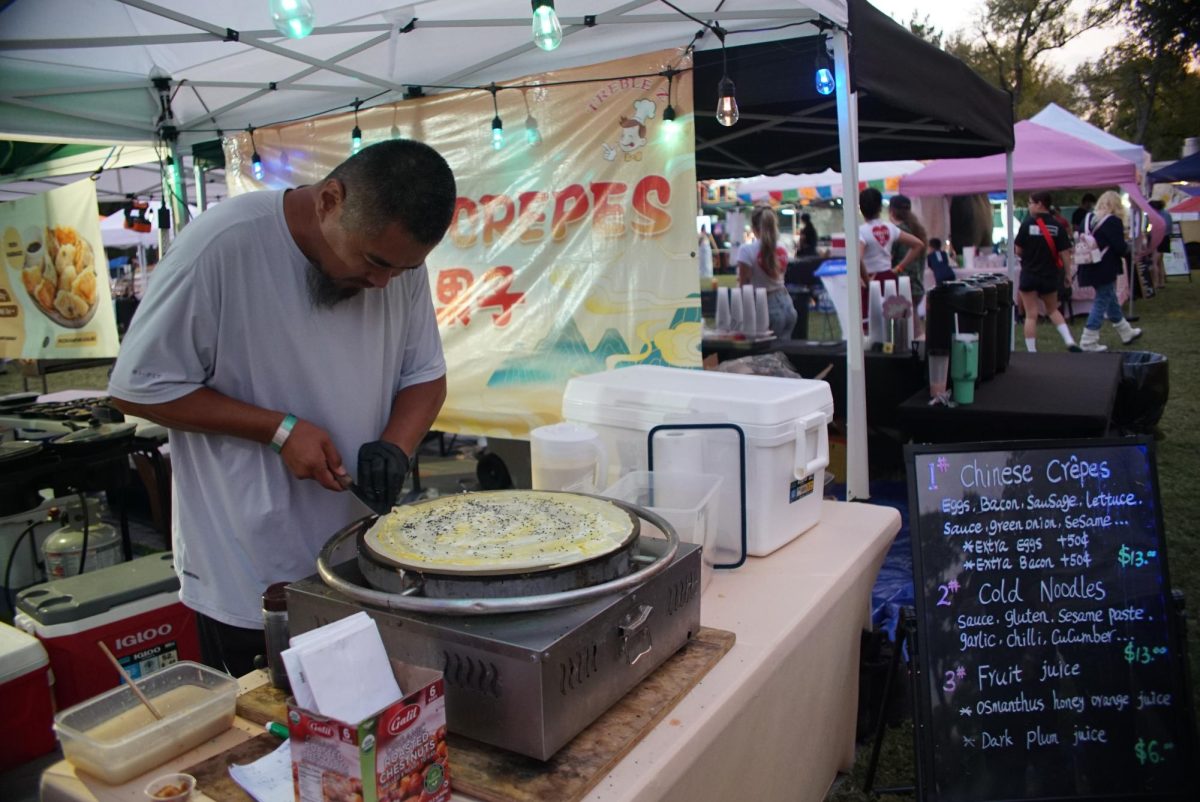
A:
601 98 656 162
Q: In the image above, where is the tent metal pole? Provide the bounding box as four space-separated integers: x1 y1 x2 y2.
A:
832 29 869 501
1006 150 1016 350
193 162 208 212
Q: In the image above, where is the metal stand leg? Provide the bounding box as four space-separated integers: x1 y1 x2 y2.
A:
864 607 918 797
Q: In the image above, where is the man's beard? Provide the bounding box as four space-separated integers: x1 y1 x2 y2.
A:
306 261 360 308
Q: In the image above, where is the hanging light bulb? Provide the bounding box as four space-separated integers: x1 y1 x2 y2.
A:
716 76 739 127
661 71 679 139
349 99 363 154
531 1 562 51
269 0 315 39
814 43 835 96
488 87 504 151
492 116 505 150
390 124 402 139
248 127 265 180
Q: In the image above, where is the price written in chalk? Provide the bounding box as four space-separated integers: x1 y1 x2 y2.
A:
1118 544 1157 568
1134 738 1174 765
1124 641 1169 665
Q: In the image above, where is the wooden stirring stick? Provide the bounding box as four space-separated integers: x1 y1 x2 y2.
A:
97 641 163 720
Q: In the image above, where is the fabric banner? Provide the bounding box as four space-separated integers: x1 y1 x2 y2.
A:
0 178 118 358
225 49 699 438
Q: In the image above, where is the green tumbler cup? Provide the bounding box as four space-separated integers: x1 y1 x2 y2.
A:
951 334 980 404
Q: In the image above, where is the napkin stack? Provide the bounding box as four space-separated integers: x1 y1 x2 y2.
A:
280 612 402 723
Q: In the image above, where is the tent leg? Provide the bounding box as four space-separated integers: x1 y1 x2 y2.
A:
1006 150 1016 349
832 29 868 501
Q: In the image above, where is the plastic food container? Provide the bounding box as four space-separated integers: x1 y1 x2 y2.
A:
54 661 236 784
602 470 722 593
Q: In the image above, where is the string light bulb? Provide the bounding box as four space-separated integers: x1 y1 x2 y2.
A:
269 0 315 39
531 1 563 51
716 76 739 127
489 87 504 150
350 99 363 154
814 42 835 96
525 115 541 145
248 127 264 180
714 28 738 127
662 70 679 138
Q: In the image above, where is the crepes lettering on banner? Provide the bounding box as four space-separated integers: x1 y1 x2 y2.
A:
226 49 700 438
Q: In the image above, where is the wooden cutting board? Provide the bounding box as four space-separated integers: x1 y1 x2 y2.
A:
215 627 735 802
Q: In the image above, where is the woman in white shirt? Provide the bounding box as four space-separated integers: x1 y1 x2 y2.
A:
736 206 798 338
857 187 923 322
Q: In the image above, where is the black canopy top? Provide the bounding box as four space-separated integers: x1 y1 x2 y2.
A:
693 0 1014 180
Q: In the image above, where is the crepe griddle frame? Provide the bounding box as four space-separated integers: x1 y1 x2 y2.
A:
356 490 641 599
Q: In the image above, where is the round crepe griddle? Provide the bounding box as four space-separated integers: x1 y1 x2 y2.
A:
358 490 640 577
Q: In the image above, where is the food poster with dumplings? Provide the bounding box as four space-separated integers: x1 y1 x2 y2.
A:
225 49 700 438
0 178 118 358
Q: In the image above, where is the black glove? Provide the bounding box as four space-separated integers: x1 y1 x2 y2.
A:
357 441 410 513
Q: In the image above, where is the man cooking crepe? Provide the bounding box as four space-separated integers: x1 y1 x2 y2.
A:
109 140 456 676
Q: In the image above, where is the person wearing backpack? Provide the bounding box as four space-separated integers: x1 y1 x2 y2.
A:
1014 191 1081 352
1076 190 1142 351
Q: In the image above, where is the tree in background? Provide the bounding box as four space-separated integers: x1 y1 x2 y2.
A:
1074 0 1200 159
942 0 1114 118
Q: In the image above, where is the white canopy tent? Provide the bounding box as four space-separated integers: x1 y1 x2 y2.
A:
731 160 924 196
0 0 1016 500
1030 102 1147 169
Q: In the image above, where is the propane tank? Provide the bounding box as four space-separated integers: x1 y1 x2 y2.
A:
41 498 123 578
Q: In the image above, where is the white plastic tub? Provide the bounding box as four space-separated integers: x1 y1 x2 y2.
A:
564 365 833 557
54 661 237 784
602 470 722 593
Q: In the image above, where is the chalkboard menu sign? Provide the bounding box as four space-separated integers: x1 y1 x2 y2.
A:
906 438 1196 801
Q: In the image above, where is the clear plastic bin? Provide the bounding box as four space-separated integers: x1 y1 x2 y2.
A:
602 470 722 593
54 661 237 784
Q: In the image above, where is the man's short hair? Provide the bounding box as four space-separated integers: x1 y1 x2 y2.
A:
1080 192 1097 205
326 139 457 244
929 237 943 249
1030 190 1053 208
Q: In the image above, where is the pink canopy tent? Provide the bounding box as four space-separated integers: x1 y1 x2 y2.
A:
900 120 1165 250
900 121 1135 195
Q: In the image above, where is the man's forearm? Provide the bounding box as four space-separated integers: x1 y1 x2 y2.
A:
111 387 284 444
380 375 448 456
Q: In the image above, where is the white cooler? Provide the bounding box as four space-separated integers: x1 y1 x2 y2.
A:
563 365 833 558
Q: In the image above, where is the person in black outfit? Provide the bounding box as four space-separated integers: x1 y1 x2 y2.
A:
1077 190 1143 351
1014 190 1081 353
1071 193 1096 231
795 212 818 257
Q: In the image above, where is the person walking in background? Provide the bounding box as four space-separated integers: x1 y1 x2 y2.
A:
1148 199 1172 289
1015 190 1081 353
795 212 818 257
698 224 716 282
1071 193 1096 231
857 187 923 326
736 206 797 338
888 194 927 338
1076 191 1142 351
927 238 955 286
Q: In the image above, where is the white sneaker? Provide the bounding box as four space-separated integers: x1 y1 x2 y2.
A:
1079 329 1107 352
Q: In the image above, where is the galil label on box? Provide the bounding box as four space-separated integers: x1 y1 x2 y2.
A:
287 662 451 802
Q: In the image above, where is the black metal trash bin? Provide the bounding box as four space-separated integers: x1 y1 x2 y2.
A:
1111 351 1169 434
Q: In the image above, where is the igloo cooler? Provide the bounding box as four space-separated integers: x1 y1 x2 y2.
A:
0 621 55 770
564 365 833 559
15 552 201 709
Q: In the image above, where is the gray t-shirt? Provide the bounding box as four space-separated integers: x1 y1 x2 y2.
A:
109 190 445 627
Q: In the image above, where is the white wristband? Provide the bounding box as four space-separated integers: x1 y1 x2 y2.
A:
270 414 297 453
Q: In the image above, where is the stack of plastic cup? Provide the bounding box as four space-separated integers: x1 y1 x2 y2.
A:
951 333 980 404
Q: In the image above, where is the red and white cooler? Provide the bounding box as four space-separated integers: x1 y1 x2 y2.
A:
15 552 201 709
0 621 55 770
